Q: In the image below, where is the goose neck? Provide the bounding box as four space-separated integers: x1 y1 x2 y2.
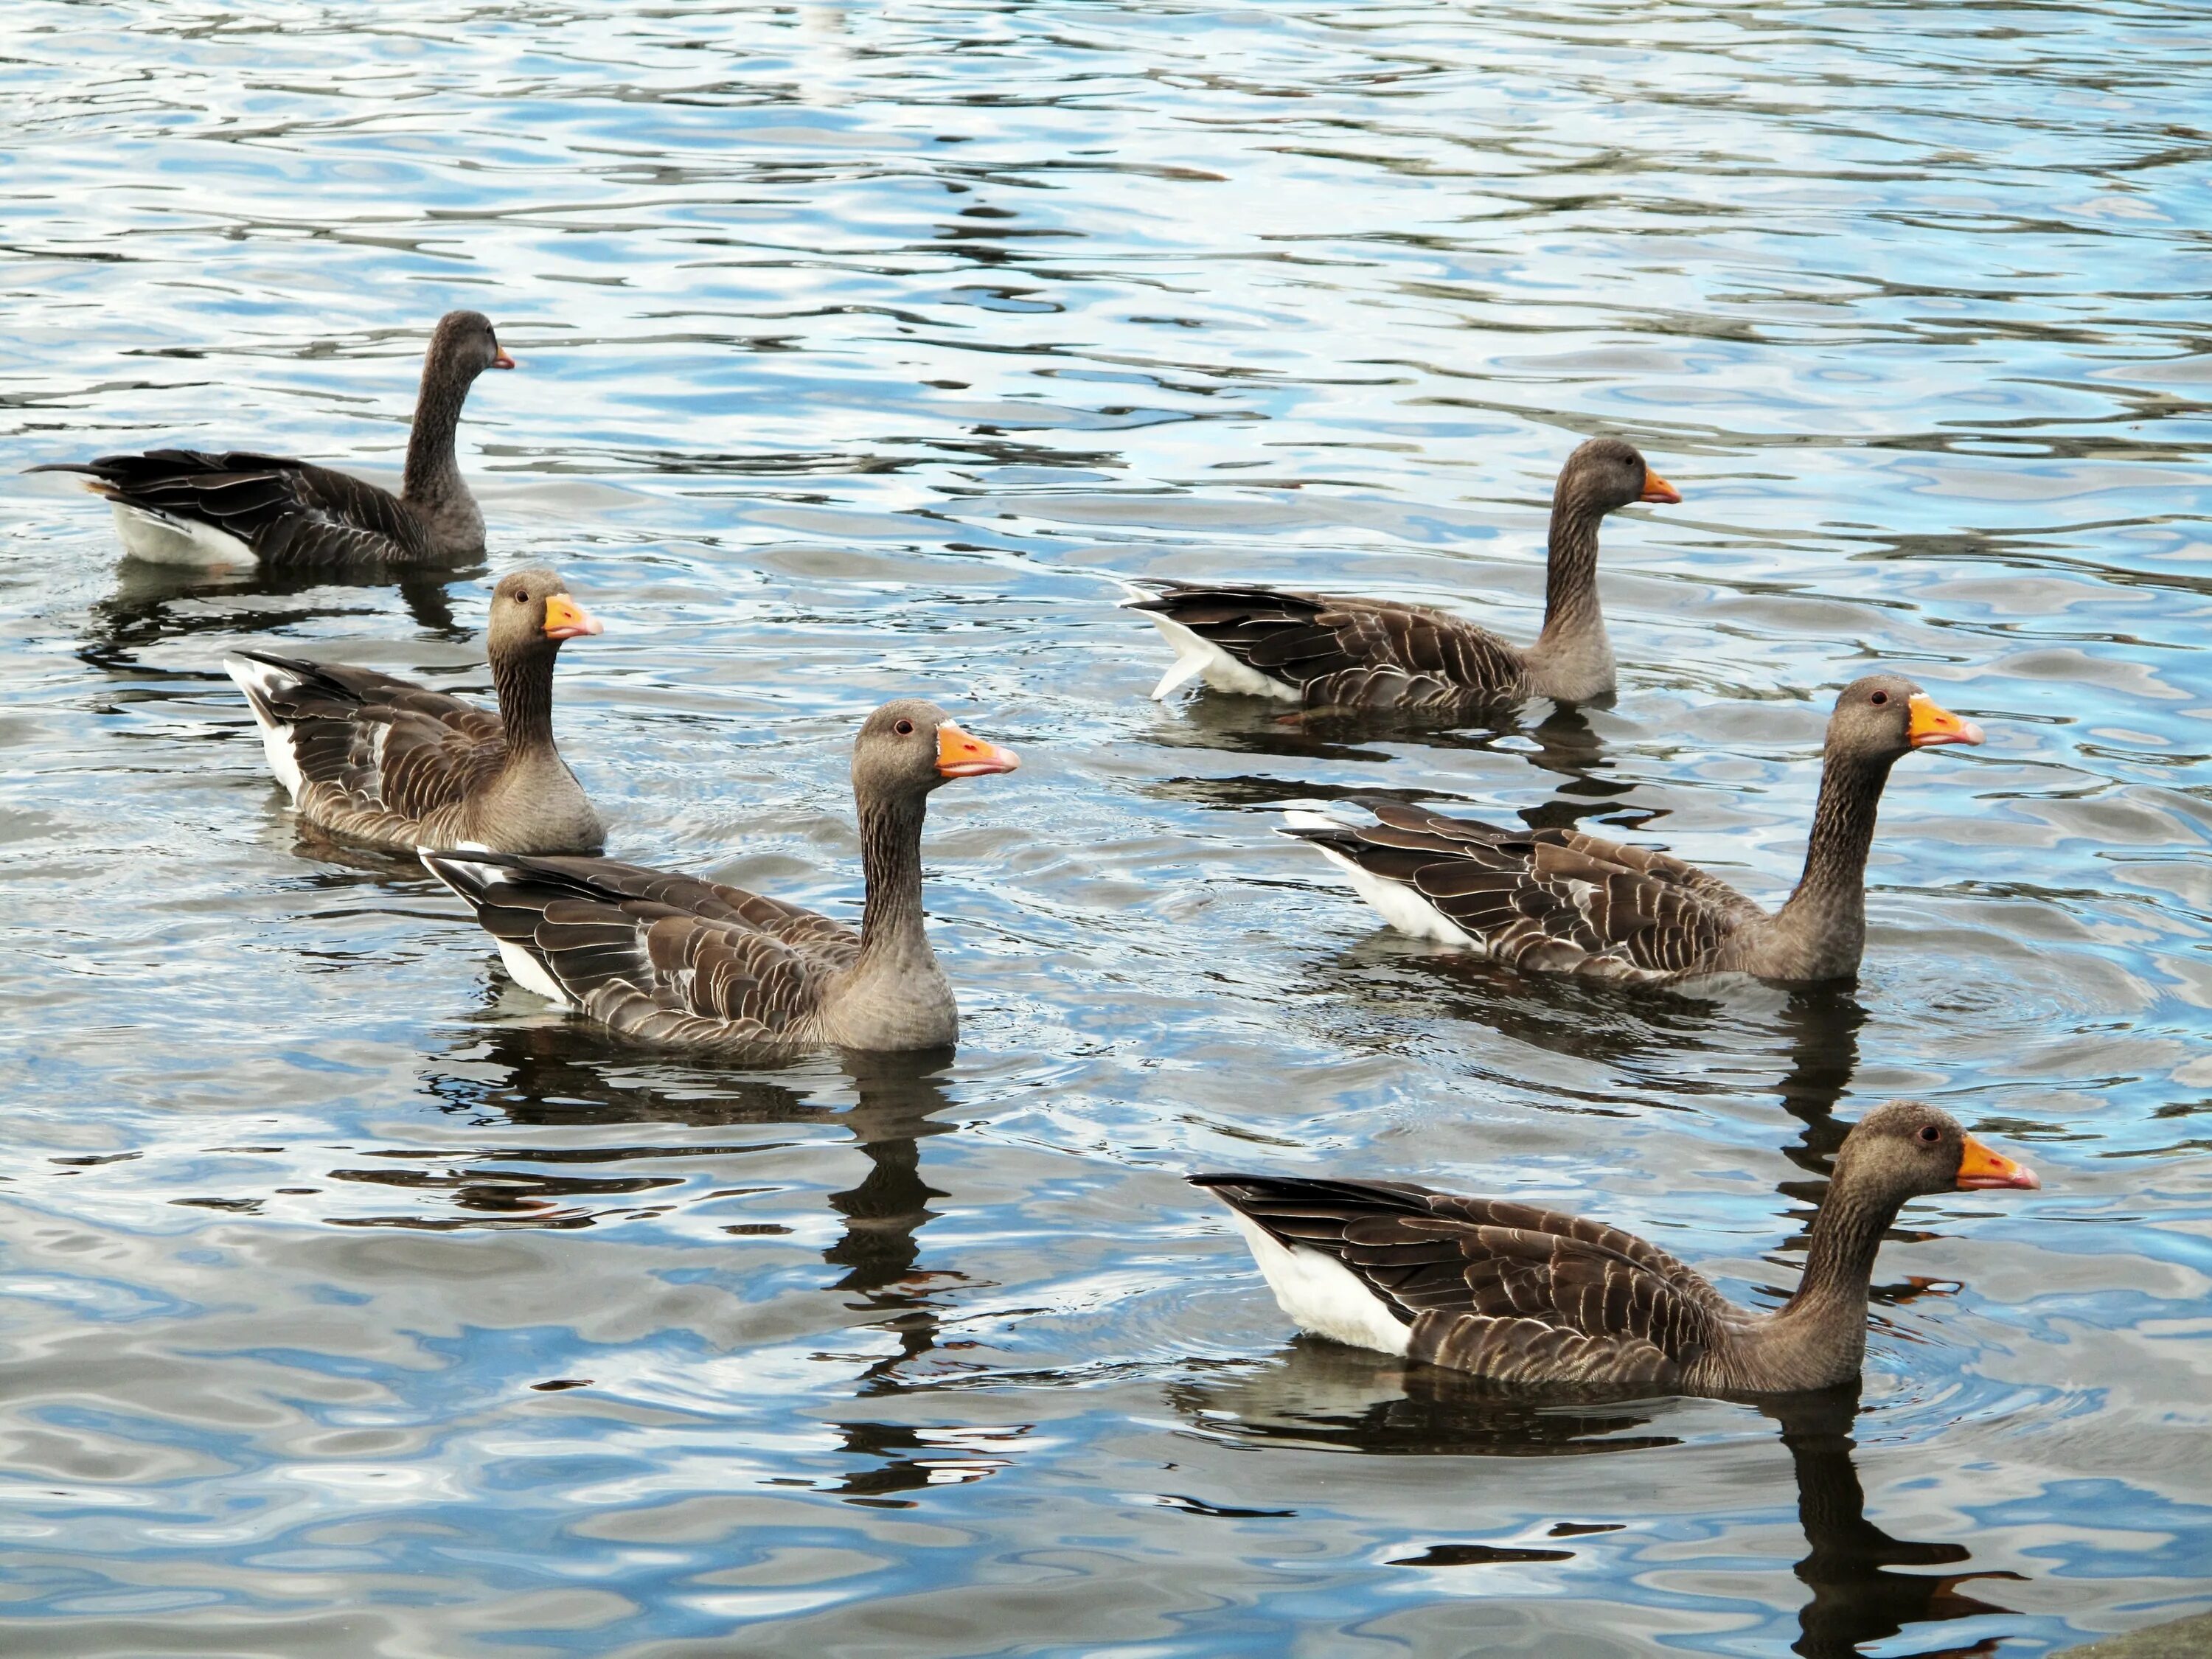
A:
402 358 471 504
490 641 558 755
855 787 933 973
1534 494 1606 650
1772 745 1896 957
1779 1172 1901 1325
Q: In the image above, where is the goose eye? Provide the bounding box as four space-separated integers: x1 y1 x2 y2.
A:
894 718 915 737
1917 1124 1940 1144
1870 690 1888 706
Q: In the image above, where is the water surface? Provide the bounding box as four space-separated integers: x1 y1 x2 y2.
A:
3 1 2211 1654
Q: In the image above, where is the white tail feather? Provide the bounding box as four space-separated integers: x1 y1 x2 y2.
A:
1140 613 1301 703
111 503 255 568
223 657 305 801
1225 1211 1412 1356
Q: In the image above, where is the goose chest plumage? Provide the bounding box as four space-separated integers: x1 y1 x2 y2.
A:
1195 1101 2039 1395
417 700 1020 1053
1284 674 1984 985
225 568 605 855
1124 437 1679 715
30 310 514 567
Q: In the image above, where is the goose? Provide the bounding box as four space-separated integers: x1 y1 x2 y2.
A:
225 567 605 855
418 699 1020 1051
1125 438 1679 714
1194 1099 2039 1394
30 310 515 566
1284 674 1983 984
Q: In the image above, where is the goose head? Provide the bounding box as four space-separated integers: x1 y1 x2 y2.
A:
853 699 1019 806
428 308 517 383
1826 673 1983 764
487 567 601 661
1832 1099 2039 1206
1559 436 1680 518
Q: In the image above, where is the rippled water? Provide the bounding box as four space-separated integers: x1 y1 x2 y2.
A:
4 1 2211 1653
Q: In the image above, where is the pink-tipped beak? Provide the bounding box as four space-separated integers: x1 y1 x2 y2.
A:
541 594 602 641
1907 693 1984 749
492 349 517 370
936 722 1020 779
1955 1135 2039 1191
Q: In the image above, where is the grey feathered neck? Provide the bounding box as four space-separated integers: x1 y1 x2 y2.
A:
402 351 475 507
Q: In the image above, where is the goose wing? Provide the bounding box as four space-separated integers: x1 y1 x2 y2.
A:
420 851 860 1046
228 650 507 841
34 449 427 563
1195 1173 1733 1385
1288 799 1765 978
1130 582 1527 707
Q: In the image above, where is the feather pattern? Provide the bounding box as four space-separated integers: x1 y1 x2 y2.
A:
1194 1103 2037 1394
1124 438 1678 714
417 699 1020 1055
1287 799 1766 983
1284 674 1985 986
422 852 863 1048
1195 1174 1731 1388
28 309 512 567
223 567 605 855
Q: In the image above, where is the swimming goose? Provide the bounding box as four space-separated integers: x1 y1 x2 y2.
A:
1284 674 1983 984
1126 438 1678 714
31 310 514 566
1195 1099 2038 1394
225 567 605 855
419 700 1019 1052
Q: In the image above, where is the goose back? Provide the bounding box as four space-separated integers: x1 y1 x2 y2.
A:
419 852 874 1048
1194 1174 1736 1388
1285 798 1767 981
1128 584 1531 711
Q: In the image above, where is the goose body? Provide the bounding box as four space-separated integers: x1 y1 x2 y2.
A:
226 568 605 855
1285 675 1983 986
419 700 1020 1053
32 310 514 568
1126 439 1679 714
1196 1101 2039 1395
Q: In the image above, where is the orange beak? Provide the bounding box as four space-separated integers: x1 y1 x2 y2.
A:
1907 692 1983 748
936 722 1020 779
491 346 517 370
1639 468 1681 505
541 594 602 641
1955 1135 2039 1191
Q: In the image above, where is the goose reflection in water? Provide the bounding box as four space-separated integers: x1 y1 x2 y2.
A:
76 554 481 681
1175 1349 2017 1659
388 1029 990 1501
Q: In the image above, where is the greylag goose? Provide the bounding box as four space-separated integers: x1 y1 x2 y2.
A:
30 310 514 566
1125 438 1678 713
225 567 605 855
419 700 1019 1052
1284 674 1983 984
1194 1099 2039 1394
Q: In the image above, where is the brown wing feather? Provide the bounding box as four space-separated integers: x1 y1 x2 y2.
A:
1289 799 1765 980
1194 1174 1733 1386
34 450 428 563
422 852 860 1047
1131 582 1530 709
232 650 508 846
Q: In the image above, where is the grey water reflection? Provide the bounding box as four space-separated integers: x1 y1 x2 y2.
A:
3 0 2211 1652
1182 1352 2016 1659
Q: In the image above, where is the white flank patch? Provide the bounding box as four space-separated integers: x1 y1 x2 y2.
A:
1226 1210 1411 1357
222 657 305 801
495 938 573 1007
1141 613 1300 703
111 503 255 568
1281 810 1478 947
